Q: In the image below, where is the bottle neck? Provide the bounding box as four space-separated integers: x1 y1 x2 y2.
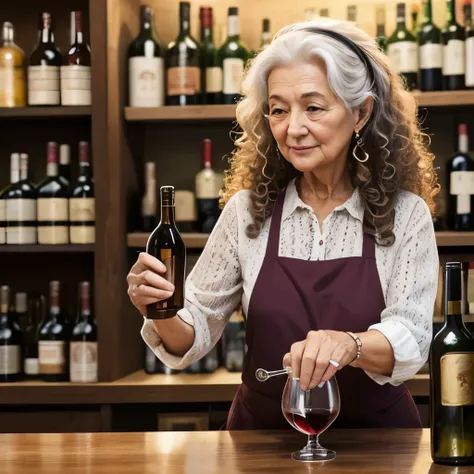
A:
79 162 92 179
446 0 456 24
459 133 469 154
228 14 240 40
465 3 473 27
180 14 190 35
74 12 84 44
201 26 212 42
2 24 14 44
396 5 407 28
39 25 54 44
161 204 176 225
47 162 58 177
376 24 385 37
423 0 433 23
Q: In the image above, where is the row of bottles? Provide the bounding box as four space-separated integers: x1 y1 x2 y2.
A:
0 11 91 107
141 138 223 234
0 141 95 245
0 281 97 383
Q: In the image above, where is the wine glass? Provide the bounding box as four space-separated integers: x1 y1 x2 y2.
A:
281 375 340 462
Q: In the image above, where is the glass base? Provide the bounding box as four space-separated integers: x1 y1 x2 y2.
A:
291 448 336 462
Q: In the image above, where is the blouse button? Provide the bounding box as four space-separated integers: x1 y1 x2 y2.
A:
319 239 323 246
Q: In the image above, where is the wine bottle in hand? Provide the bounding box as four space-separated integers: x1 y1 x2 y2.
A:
146 186 186 319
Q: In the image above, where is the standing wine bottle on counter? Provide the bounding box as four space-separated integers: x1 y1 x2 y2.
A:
146 186 186 319
141 162 157 232
195 138 222 233
166 2 200 106
23 292 44 379
442 0 465 91
465 0 474 88
430 262 474 465
28 13 62 106
0 286 22 382
70 141 95 244
375 7 387 52
70 282 97 383
446 123 474 231
387 3 419 91
200 7 222 105
5 153 37 244
418 0 443 91
128 5 165 107
219 7 250 105
61 11 91 106
38 281 70 382
37 142 70 244
0 21 26 107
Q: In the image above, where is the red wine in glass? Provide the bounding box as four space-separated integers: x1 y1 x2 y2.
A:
286 408 337 435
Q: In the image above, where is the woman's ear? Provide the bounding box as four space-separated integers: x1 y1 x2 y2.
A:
355 96 374 132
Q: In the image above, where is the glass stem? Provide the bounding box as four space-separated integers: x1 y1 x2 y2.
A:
306 434 325 452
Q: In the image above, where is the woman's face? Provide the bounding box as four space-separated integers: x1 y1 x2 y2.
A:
267 58 363 174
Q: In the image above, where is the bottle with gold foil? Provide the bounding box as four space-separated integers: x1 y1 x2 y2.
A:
0 22 26 107
430 262 474 465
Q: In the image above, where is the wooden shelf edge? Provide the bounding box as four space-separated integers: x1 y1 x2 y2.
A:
413 90 474 107
125 104 237 122
0 106 92 118
128 232 209 249
435 231 474 247
0 244 95 253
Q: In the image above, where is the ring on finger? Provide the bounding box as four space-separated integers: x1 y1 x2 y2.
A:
329 359 340 368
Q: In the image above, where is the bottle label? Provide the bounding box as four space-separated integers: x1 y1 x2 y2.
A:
175 191 196 221
196 168 222 199
228 16 240 37
159 248 175 310
6 227 37 245
419 43 443 69
37 198 69 221
0 64 26 107
223 58 244 94
443 40 465 76
441 353 474 406
129 57 164 107
456 195 471 215
70 342 98 383
60 65 91 105
205 67 223 93
27 65 60 105
69 198 95 222
466 37 474 87
37 226 69 244
24 358 39 376
69 225 95 244
450 171 474 195
0 200 6 244
167 67 200 96
39 341 66 374
0 345 21 375
6 199 37 221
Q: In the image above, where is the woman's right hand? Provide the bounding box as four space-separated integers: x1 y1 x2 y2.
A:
127 252 175 316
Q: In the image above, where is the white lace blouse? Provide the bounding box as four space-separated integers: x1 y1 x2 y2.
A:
141 178 439 385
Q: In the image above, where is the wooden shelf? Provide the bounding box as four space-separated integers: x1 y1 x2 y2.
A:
413 90 474 107
128 232 210 249
125 104 237 122
0 244 94 253
0 106 92 119
435 231 474 247
0 369 428 405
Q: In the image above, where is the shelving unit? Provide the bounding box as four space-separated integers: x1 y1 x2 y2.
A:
0 106 92 119
0 244 95 253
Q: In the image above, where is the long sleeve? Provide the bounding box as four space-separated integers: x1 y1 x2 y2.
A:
366 197 439 385
141 193 244 370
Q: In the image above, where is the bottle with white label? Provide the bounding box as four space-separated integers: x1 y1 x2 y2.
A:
5 153 37 245
465 0 474 88
442 0 465 90
37 142 70 244
128 5 165 107
446 123 474 231
38 281 70 382
199 7 222 105
70 281 97 383
69 141 94 244
387 3 419 91
0 286 22 382
219 7 250 104
418 0 443 91
141 162 157 232
28 13 62 106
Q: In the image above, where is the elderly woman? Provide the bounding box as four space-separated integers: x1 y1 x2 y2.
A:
127 19 439 430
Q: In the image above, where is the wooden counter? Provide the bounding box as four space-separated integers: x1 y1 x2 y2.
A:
0 429 460 473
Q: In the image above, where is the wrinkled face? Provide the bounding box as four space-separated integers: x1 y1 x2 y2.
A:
267 58 361 173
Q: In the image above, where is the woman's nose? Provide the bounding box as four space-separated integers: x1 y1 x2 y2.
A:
287 112 308 137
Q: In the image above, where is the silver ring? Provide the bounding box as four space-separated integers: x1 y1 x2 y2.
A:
329 359 340 368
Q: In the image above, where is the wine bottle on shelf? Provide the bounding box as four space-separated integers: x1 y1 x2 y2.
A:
219 7 250 105
28 12 62 106
320 9 329 18
59 144 71 188
261 19 271 50
446 124 474 231
175 190 197 233
442 0 465 91
419 0 443 91
0 21 26 107
201 345 219 374
430 262 474 465
375 7 387 52
223 309 245 372
14 292 28 332
200 7 222 105
70 11 76 46
128 5 165 107
347 5 357 25
23 292 44 379
70 281 97 383
465 0 474 88
69 141 95 244
144 344 179 374
5 153 37 245
387 3 419 91
141 162 157 233
38 281 70 382
195 139 222 233
61 11 91 106
166 2 201 106
0 286 22 383
145 186 186 320
37 142 70 244
411 3 420 36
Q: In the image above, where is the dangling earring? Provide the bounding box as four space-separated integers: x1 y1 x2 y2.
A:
276 145 282 161
352 131 369 163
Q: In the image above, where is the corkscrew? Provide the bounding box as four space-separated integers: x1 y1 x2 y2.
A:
255 366 292 382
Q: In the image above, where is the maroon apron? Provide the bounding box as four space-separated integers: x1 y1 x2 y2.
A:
226 187 421 430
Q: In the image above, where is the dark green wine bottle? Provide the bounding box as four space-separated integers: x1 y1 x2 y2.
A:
442 0 465 90
430 262 474 466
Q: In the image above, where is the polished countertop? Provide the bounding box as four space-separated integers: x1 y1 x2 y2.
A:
1 428 468 473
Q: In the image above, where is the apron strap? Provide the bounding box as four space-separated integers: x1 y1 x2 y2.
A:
362 233 376 259
265 188 287 258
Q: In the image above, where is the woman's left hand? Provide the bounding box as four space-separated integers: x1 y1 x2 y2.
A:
282 330 358 391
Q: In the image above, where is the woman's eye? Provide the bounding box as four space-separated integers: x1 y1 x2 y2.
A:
307 106 322 112
270 108 285 115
